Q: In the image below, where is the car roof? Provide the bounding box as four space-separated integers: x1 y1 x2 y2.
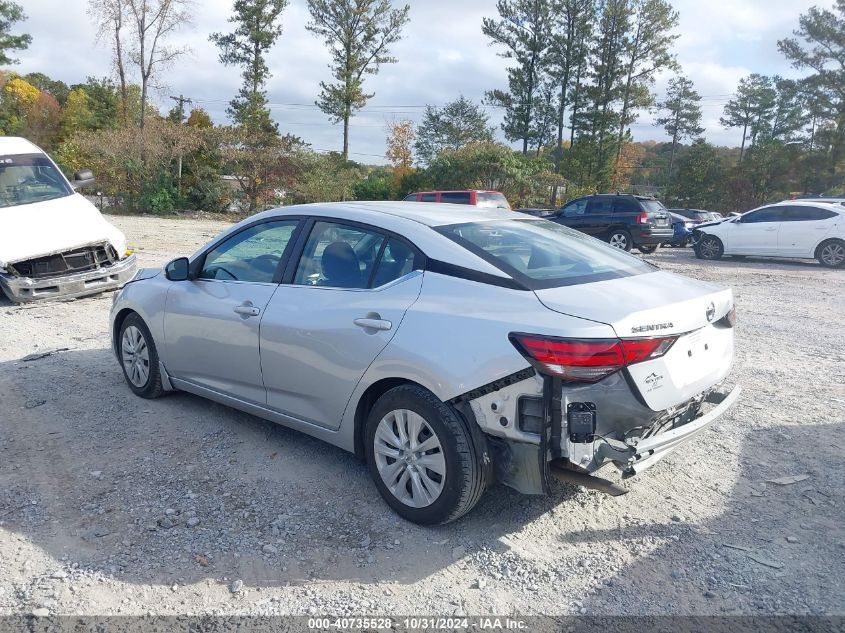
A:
257 201 517 227
762 200 844 211
0 136 44 156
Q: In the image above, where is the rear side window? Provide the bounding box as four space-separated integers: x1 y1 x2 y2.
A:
476 192 511 210
586 198 613 214
421 193 436 202
293 222 385 289
437 218 655 289
613 197 641 213
371 238 417 287
783 206 837 221
441 192 471 205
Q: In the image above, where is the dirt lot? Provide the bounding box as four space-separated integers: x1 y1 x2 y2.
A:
1 214 843 619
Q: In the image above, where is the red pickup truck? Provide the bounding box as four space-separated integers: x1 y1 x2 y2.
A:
403 190 511 210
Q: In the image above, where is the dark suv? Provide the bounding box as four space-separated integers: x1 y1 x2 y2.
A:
549 194 673 252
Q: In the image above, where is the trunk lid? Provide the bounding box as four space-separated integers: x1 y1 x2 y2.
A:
534 270 734 410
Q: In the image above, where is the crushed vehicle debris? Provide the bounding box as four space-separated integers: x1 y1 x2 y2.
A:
0 137 136 303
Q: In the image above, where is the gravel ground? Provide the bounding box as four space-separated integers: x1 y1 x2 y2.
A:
1 214 843 619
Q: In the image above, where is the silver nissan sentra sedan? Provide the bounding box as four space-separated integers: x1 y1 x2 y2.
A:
111 202 740 524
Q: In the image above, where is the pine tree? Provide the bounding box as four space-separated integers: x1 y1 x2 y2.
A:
655 75 703 201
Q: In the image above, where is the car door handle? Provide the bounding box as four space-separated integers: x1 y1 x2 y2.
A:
233 304 260 317
764 227 778 231
354 317 392 331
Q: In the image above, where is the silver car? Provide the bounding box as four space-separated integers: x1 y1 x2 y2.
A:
111 202 740 524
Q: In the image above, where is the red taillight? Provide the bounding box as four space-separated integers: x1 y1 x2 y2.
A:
511 334 677 382
637 212 649 224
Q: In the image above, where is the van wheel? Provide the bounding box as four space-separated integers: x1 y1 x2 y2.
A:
365 385 488 525
695 235 724 260
607 230 632 251
817 239 845 268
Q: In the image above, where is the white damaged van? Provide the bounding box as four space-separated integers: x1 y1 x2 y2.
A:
0 137 136 302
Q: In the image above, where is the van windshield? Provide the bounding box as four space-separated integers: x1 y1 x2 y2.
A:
437 218 655 289
0 154 73 209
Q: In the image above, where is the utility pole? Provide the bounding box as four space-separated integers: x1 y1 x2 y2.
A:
169 94 193 199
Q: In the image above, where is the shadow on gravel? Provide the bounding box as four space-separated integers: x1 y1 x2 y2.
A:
570 420 845 615
0 347 574 590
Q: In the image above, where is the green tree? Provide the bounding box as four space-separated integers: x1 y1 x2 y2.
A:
654 75 703 200
548 0 594 173
778 0 845 182
24 73 70 105
211 0 288 136
673 139 725 209
73 77 122 131
61 88 95 139
720 74 776 164
414 96 494 165
186 107 213 129
483 0 553 155
614 0 679 164
0 1 31 65
306 0 410 160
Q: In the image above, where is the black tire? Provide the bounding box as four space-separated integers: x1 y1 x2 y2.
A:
365 384 488 525
118 313 164 399
816 239 845 268
607 229 633 251
695 234 724 260
638 244 658 254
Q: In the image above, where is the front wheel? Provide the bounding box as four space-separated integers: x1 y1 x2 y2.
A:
119 313 164 398
365 385 488 525
638 244 658 254
817 239 845 268
695 235 724 260
607 229 633 251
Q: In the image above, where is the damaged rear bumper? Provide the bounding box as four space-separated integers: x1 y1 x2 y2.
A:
0 254 137 303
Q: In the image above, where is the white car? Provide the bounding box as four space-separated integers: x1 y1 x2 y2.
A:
693 201 845 268
111 202 739 524
0 137 136 302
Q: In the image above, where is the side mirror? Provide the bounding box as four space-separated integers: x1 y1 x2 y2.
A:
165 257 190 281
71 169 95 189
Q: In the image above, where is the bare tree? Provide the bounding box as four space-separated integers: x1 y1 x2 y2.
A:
124 0 193 128
88 0 130 125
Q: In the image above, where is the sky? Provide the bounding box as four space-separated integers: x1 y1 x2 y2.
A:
16 0 827 164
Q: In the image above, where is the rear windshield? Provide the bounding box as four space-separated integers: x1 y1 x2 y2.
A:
476 192 511 210
640 200 667 214
437 218 655 289
0 153 73 208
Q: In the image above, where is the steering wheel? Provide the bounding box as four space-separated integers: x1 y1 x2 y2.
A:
206 265 237 280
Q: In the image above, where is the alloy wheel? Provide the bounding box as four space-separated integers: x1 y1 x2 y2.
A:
121 325 150 387
820 242 845 267
700 237 720 259
609 233 629 249
373 409 445 508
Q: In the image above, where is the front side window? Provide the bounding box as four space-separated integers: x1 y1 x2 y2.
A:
437 218 655 289
403 194 417 202
441 192 471 205
0 153 73 209
420 193 436 202
742 208 786 223
293 222 386 289
199 220 299 282
562 199 587 217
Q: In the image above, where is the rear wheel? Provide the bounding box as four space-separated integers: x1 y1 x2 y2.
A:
638 244 658 254
817 239 845 268
365 385 487 525
119 313 164 399
607 229 633 251
695 234 724 260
